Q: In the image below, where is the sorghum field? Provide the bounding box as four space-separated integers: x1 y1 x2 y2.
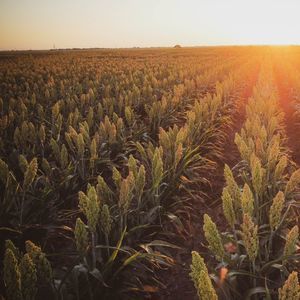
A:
0 46 299 300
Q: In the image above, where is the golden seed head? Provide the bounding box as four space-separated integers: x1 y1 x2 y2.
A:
275 156 288 182
41 158 51 176
190 251 208 288
23 157 38 190
78 191 89 217
25 240 52 283
68 126 78 142
65 132 74 151
278 272 300 300
3 248 22 300
113 112 119 124
5 240 20 261
119 171 135 213
241 183 254 217
203 214 225 261
285 169 300 197
235 133 250 162
128 155 138 179
135 165 146 201
136 142 147 160
90 138 98 160
87 106 94 128
250 154 264 196
79 121 90 144
267 135 280 170
112 167 122 189
108 124 117 144
125 106 133 125
97 103 104 119
76 133 85 156
255 138 265 160
52 102 60 119
50 138 60 162
224 164 241 208
79 185 101 233
222 187 236 228
25 240 41 255
100 204 112 236
19 155 28 174
74 218 88 257
269 191 285 231
241 213 258 262
20 253 37 300
283 225 299 258
190 251 217 299
116 117 124 132
96 175 112 203
159 127 171 151
197 270 218 300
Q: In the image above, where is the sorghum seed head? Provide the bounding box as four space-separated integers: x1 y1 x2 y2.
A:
269 191 285 231
74 218 88 257
23 157 38 190
241 183 254 217
241 213 258 262
283 225 299 258
203 214 225 261
20 253 37 300
222 187 236 228
278 272 300 300
3 249 22 300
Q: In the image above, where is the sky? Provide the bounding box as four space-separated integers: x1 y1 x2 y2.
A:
1 0 300 50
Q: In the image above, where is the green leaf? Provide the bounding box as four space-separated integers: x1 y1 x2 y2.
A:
140 240 180 252
105 227 127 268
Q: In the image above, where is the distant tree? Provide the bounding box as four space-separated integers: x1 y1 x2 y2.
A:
174 44 182 48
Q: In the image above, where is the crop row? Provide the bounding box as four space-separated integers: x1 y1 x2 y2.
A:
191 60 300 299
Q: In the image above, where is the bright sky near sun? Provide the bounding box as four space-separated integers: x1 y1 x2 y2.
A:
1 0 300 50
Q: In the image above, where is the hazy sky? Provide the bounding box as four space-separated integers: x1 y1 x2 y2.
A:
1 0 300 50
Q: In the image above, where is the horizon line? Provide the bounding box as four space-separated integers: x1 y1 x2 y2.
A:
1 43 300 52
